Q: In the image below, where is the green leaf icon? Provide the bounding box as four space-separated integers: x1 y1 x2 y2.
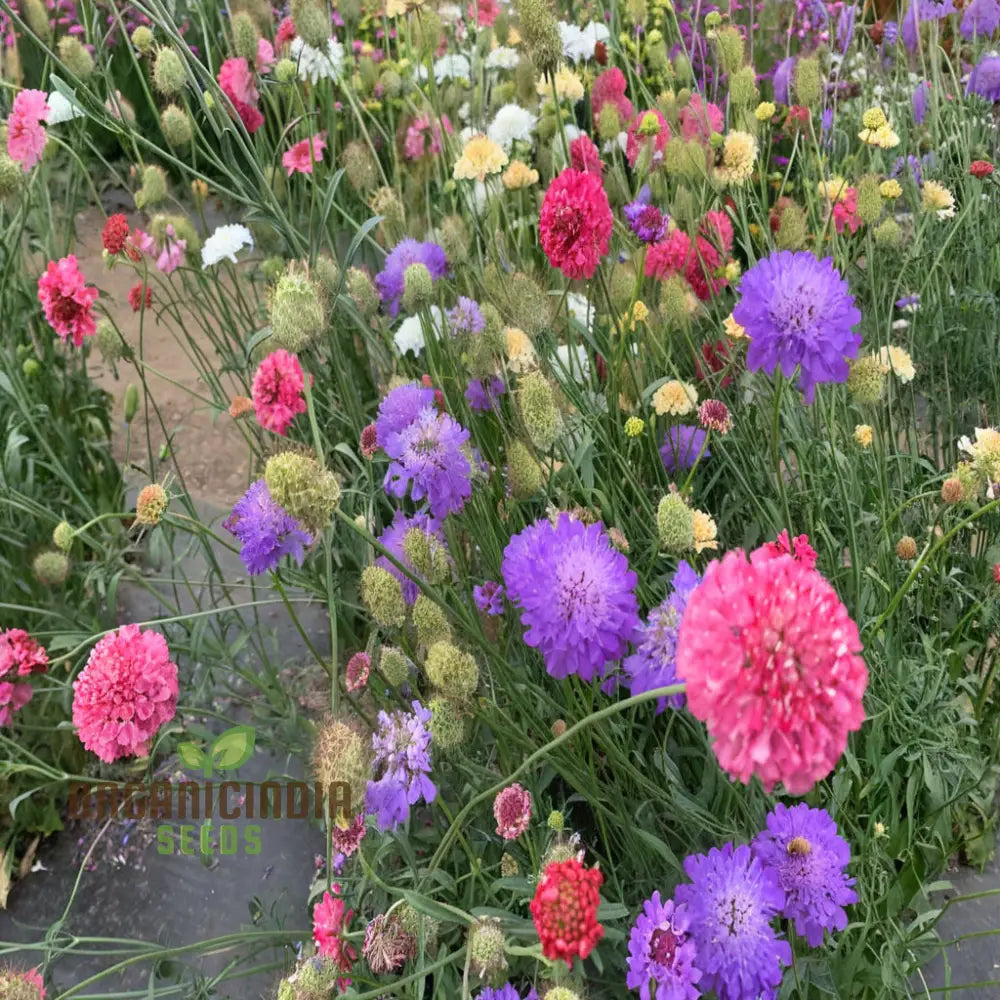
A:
177 742 206 771
209 726 255 774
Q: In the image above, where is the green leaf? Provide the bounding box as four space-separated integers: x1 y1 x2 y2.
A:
177 742 206 770
245 326 273 358
400 890 474 927
210 725 256 771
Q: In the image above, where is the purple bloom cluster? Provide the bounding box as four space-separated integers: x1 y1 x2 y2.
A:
475 986 539 1000
502 514 640 681
375 238 449 317
626 891 702 1000
366 700 436 831
967 55 1000 102
465 375 506 413
375 509 446 605
901 0 955 49
659 426 710 477
374 381 436 449
623 561 701 712
224 480 311 576
912 80 930 124
734 250 862 404
448 296 485 336
961 0 1000 38
624 186 669 243
473 580 505 615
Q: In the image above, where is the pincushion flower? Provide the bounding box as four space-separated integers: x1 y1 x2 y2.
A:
313 885 357 988
37 255 99 346
374 381 437 449
590 67 634 123
659 425 710 476
676 542 868 794
537 64 585 102
72 625 179 763
675 843 791 1000
967 55 1000 101
502 160 539 189
920 180 956 219
367 700 436 830
454 134 508 181
217 56 263 133
7 89 50 170
733 250 862 403
626 892 702 999
376 238 449 317
201 224 253 267
539 168 613 280
626 109 670 168
282 132 326 176
752 803 858 946
530 858 604 966
679 93 724 142
569 133 603 176
715 131 758 185
493 783 532 839
624 186 668 243
502 514 639 681
877 345 915 382
652 380 697 416
0 629 48 726
251 349 307 435
290 37 346 83
374 509 446 605
487 103 538 152
225 479 312 575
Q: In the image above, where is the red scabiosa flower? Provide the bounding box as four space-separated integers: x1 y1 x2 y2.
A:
530 857 604 966
970 159 995 178
698 399 732 433
570 133 603 176
128 281 152 312
591 67 634 123
676 540 867 794
539 168 613 280
313 885 357 989
251 348 307 435
493 782 532 839
102 214 130 255
360 423 379 459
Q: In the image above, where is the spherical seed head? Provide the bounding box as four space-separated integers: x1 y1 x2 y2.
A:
153 47 186 94
361 565 407 628
428 695 468 750
713 25 744 74
402 528 450 584
311 716 370 820
895 535 917 560
135 165 168 210
856 175 883 224
500 852 520 876
862 107 888 130
52 520 74 552
775 200 809 251
345 267 379 318
515 0 561 77
135 484 168 525
160 104 193 147
313 255 341 297
625 416 645 438
794 56 821 107
551 718 567 737
23 0 51 38
847 355 888 405
468 918 507 978
401 263 434 313
264 451 340 536
657 494 695 552
412 597 453 647
547 809 565 831
506 439 544 500
0 970 46 1000
509 272 551 335
290 0 331 48
729 65 758 108
596 102 623 142
396 903 440 951
342 140 378 193
371 186 405 232
941 477 964 503
518 371 562 451
270 271 325 352
424 640 479 698
544 989 582 1000
378 646 410 686
541 840 578 866
33 550 69 586
58 35 94 77
277 955 345 999
131 25 154 52
232 11 259 61
438 215 470 262
0 155 22 199
275 57 298 83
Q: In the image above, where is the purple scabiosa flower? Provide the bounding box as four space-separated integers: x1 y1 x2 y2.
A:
375 510 445 605
836 3 856 53
773 56 795 104
912 80 931 123
623 561 701 712
475 987 521 1000
474 580 505 615
367 700 436 830
733 250 862 404
448 296 485 336
375 381 437 450
624 186 669 244
225 480 312 575
675 843 792 1000
659 426 710 477
752 803 858 946
901 0 956 49
881 19 899 45
961 0 1000 38
890 153 925 185
384 408 473 517
967 55 1000 102
501 513 640 682
626 891 702 1000
896 293 920 311
375 238 449 317
466 375 506 413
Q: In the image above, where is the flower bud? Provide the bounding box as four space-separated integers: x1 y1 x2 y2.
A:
124 384 140 423
0 155 22 199
895 535 917 560
23 0 51 40
378 645 410 686
131 26 154 53
135 483 168 525
514 0 561 77
270 269 326 352
290 0 330 48
275 58 298 83
846 355 888 405
401 262 434 313
58 36 95 78
134 165 168 210
505 439 544 499
346 267 379 318
160 104 193 148
53 521 74 552
713 25 744 74
468 918 507 979
856 175 883 224
232 11 259 62
342 140 378 193
154 49 187 97
518 371 562 451
794 56 822 108
428 695 468 750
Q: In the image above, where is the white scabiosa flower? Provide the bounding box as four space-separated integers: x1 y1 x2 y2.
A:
47 90 85 124
554 343 591 382
393 305 444 356
485 46 520 71
487 103 538 152
201 224 254 268
433 53 471 84
290 37 345 84
558 20 609 63
564 292 594 332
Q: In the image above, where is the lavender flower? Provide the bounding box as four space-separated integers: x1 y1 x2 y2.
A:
225 480 311 575
366 700 436 830
967 55 1000 102
901 0 956 49
752 803 858 946
961 0 1000 38
375 381 437 451
502 514 640 681
384 408 473 517
773 57 795 104
624 561 701 712
659 426 710 477
890 153 925 185
912 80 930 124
465 375 506 413
626 891 702 1000
375 238 449 317
448 296 486 337
734 250 862 403
365 775 409 831
675 843 792 1000
475 987 520 1000
836 3 856 54
375 510 445 605
624 186 669 244
473 580 505 615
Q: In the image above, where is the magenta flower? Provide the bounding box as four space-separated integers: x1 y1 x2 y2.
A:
282 132 327 177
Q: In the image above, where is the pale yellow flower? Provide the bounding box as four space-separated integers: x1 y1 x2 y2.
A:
859 122 900 148
624 416 645 438
723 313 747 339
715 130 757 186
879 179 902 199
537 64 584 102
505 326 537 372
652 379 697 416
877 345 915 383
692 509 718 552
817 176 851 203
501 159 539 190
920 180 955 219
854 424 873 448
454 134 508 182
861 107 888 130
754 101 776 122
724 260 741 281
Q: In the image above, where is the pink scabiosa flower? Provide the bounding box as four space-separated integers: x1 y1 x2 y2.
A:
626 109 670 168
570 133 603 176
345 651 370 692
493 782 532 839
37 255 99 346
0 629 49 726
256 37 276 72
217 57 263 133
251 348 307 435
72 624 179 763
282 132 327 177
591 67 635 124
312 885 357 989
679 93 724 142
468 0 500 25
539 168 613 280
676 541 867 794
130 226 187 274
7 89 50 170
832 188 863 235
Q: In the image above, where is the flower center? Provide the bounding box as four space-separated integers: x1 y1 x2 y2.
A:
649 926 679 965
787 835 812 856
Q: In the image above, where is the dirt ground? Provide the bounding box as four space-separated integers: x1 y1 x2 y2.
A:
73 206 253 505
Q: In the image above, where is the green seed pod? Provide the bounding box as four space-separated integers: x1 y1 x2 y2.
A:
505 439 544 499
33 550 69 586
311 716 370 820
160 104 193 148
856 175 883 224
509 272 551 335
275 57 298 83
468 918 507 979
438 214 470 262
428 695 468 751
518 371 562 451
846 355 887 405
794 56 822 108
379 646 410 686
21 358 40 377
0 155 22 199
360 565 407 629
58 36 95 78
413 596 453 647
134 165 168 210
401 262 434 313
232 11 259 62
124 384 140 423
264 451 340 536
342 140 379 193
345 267 379 318
131 25 154 53
290 0 330 49
873 217 902 248
728 65 758 108
424 640 479 698
713 25 744 73
514 0 561 78
270 269 326 352
52 520 74 552
23 0 51 41
775 201 809 251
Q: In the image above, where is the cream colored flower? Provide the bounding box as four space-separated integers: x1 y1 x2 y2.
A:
537 64 584 102
879 179 902 199
817 176 851 203
723 313 747 339
692 509 718 552
505 326 537 372
854 424 873 448
454 134 508 182
877 345 915 383
920 180 955 219
501 159 539 189
715 130 757 185
652 379 697 416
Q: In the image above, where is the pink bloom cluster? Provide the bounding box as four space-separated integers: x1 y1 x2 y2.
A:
832 188 863 235
251 348 307 435
493 782 532 839
72 624 179 763
7 89 50 170
282 132 327 177
132 225 187 274
313 885 357 989
677 537 868 795
0 629 48 726
679 93 724 142
625 109 671 169
37 254 99 346
403 113 452 161
590 67 634 125
539 167 613 281
645 209 735 301
570 134 603 176
217 57 263 133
